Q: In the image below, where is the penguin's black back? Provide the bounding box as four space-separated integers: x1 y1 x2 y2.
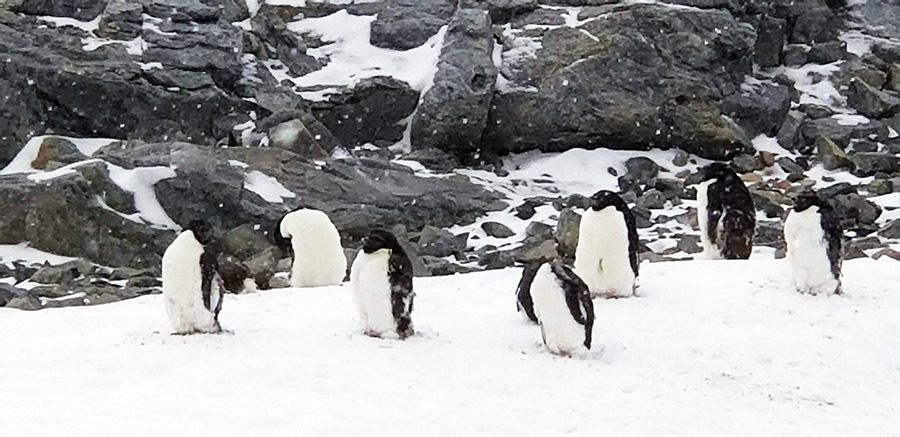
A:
704 165 755 259
515 262 541 323
589 190 640 277
550 260 594 349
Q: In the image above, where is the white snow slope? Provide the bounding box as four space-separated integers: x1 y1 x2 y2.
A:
1 259 898 436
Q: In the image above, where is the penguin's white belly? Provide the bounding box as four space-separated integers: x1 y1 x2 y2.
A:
351 251 397 338
696 179 722 259
785 208 839 295
531 264 587 355
162 233 216 334
574 207 635 298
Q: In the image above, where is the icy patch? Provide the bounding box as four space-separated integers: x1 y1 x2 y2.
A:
278 11 447 101
228 160 250 169
107 164 179 230
833 114 871 126
840 31 875 57
26 159 105 182
36 15 101 32
752 135 796 158
1 136 118 175
0 243 77 269
775 63 845 109
244 170 296 203
83 36 147 55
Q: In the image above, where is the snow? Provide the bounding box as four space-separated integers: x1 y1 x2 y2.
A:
243 170 296 203
36 15 101 32
107 165 180 230
0 136 118 175
775 63 845 109
275 11 447 101
832 113 871 126
1 259 898 435
451 147 708 251
751 134 796 157
0 243 76 268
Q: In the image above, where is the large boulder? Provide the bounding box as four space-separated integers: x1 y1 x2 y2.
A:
411 8 497 161
12 0 108 20
485 4 756 160
754 16 787 68
311 76 419 148
369 0 456 50
722 82 791 137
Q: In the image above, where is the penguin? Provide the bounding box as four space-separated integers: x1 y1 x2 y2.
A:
573 190 640 298
783 191 842 295
530 260 594 356
515 262 541 323
162 220 224 334
349 229 415 339
695 162 756 260
276 208 347 288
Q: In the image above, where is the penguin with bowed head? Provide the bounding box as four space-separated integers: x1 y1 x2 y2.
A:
530 259 594 356
784 191 842 295
350 229 415 339
573 189 640 298
275 208 347 288
695 162 756 260
162 220 224 334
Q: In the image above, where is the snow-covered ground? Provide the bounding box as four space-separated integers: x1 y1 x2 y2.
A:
2 259 898 435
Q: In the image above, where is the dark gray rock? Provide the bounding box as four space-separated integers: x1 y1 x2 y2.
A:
777 156 804 174
512 238 557 265
0 283 24 307
312 77 419 148
411 8 497 161
673 150 689 167
830 193 882 230
401 147 459 172
848 78 900 119
676 234 702 254
879 219 900 239
244 247 279 289
220 224 275 261
754 16 786 68
807 40 848 64
754 220 785 249
29 259 95 284
12 0 108 20
370 0 456 50
723 83 791 138
485 4 755 160
790 4 840 44
267 119 329 159
636 189 666 210
889 64 900 93
800 104 835 120
731 153 758 173
97 2 144 40
460 0 538 23
872 248 900 261
817 137 851 170
525 222 554 239
624 157 659 185
850 153 900 177
800 117 887 151
6 293 42 311
838 61 888 90
421 256 480 276
868 179 894 196
555 207 581 260
782 45 809 66
481 221 515 238
418 226 466 258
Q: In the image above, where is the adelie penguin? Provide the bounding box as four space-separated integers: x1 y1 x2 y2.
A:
784 191 842 295
530 259 594 356
695 162 756 260
573 190 640 298
162 220 224 334
275 208 347 288
350 230 415 339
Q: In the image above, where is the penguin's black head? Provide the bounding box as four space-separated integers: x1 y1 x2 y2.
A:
187 220 214 245
793 191 829 212
699 162 734 182
361 229 402 254
589 190 627 212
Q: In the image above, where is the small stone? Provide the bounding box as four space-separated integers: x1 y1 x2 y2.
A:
777 157 804 174
635 189 667 210
741 173 763 183
6 293 42 311
758 151 776 168
872 248 900 261
481 221 515 238
676 235 702 254
800 104 835 120
731 153 756 173
868 179 894 196
673 150 689 167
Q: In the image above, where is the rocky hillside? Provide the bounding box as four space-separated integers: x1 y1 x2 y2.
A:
1 0 900 310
